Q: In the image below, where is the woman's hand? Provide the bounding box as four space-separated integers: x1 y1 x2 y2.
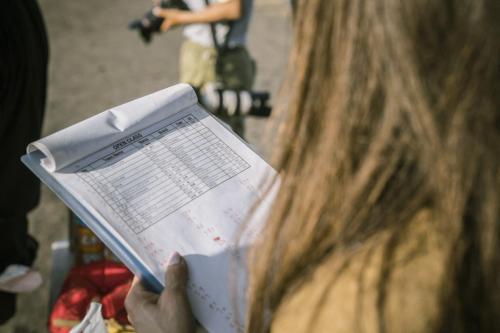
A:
125 252 195 333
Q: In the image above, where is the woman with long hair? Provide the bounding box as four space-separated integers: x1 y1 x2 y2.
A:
125 0 500 331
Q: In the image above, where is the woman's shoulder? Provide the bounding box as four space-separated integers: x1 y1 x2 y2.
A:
271 209 450 333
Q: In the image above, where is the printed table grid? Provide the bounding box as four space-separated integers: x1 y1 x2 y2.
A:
77 114 250 234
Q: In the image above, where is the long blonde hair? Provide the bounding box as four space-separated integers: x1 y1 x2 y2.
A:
247 0 500 331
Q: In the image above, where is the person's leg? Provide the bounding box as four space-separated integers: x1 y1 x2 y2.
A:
0 0 48 323
0 216 39 272
0 0 48 215
0 293 15 325
0 215 39 325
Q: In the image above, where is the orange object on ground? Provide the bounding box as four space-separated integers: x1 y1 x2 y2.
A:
49 260 133 333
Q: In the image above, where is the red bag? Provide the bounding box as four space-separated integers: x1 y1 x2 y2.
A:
49 260 133 333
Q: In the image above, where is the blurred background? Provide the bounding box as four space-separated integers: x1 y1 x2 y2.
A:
2 0 291 331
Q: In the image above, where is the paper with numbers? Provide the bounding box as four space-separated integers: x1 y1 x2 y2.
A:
22 84 277 333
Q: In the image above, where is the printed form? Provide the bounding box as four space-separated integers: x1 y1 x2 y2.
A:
25 84 277 333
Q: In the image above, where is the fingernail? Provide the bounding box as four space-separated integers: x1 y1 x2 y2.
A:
167 251 181 266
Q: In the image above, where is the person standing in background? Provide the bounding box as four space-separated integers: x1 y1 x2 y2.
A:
0 0 48 324
154 0 255 137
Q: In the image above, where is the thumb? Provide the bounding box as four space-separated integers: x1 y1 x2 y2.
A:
159 252 195 332
125 276 159 326
164 252 188 293
160 19 174 32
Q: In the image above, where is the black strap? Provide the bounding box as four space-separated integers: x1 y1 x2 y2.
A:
235 90 241 115
203 0 235 52
216 87 224 113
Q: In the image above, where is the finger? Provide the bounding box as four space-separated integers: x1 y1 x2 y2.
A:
164 252 188 293
159 252 195 332
125 276 158 317
125 277 159 325
160 20 174 32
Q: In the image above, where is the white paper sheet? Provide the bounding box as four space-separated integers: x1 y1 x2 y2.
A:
28 84 197 172
25 84 277 333
69 302 107 333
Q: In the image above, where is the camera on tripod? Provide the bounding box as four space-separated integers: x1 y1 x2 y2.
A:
128 0 189 43
199 83 272 118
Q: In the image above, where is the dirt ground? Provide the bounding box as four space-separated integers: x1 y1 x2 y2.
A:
1 0 291 332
